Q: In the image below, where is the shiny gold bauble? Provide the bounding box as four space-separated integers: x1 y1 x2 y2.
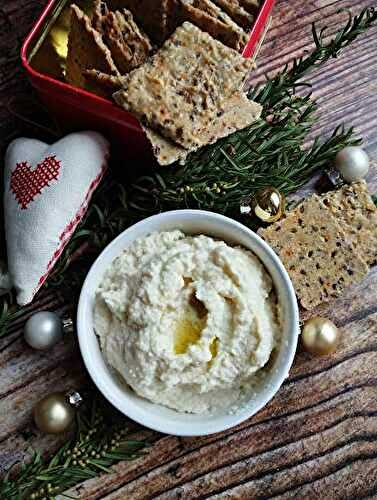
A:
301 317 339 356
33 392 75 434
252 187 285 223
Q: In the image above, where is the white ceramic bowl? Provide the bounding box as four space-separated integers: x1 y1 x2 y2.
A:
77 210 299 436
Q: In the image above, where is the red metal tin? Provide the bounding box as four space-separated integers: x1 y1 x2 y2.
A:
242 0 275 58
21 0 275 158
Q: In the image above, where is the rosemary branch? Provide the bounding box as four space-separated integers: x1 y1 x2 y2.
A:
0 395 146 500
1 7 376 337
129 8 377 216
249 7 377 111
0 6 375 497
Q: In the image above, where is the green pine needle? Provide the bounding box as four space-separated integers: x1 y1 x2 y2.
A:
0 395 146 500
0 7 376 496
1 7 376 337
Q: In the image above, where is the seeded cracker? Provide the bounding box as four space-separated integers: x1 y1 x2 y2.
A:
114 10 152 59
239 0 260 15
319 181 377 266
105 0 176 44
143 92 262 165
113 23 252 149
211 0 254 30
101 10 152 74
92 0 109 32
258 194 369 310
199 92 262 145
102 13 133 74
143 127 190 166
66 4 119 90
84 69 126 97
179 0 248 50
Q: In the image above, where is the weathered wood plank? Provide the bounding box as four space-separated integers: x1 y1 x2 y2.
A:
251 0 377 150
91 385 377 499
60 384 377 499
208 452 377 499
58 310 377 499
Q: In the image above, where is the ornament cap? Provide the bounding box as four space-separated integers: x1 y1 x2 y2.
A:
240 196 253 215
67 391 83 408
62 317 74 333
325 167 344 188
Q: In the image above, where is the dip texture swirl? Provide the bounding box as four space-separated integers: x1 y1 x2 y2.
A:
94 230 279 414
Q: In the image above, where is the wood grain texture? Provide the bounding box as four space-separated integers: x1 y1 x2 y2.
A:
1 0 377 498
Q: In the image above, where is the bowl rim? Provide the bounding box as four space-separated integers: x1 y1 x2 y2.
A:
77 209 299 436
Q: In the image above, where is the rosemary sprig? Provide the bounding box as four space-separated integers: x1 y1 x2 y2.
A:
129 8 377 216
128 107 360 219
0 395 146 500
1 7 375 337
249 7 377 111
0 6 376 496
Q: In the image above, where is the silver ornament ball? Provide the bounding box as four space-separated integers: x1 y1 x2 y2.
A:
335 146 369 183
24 311 63 350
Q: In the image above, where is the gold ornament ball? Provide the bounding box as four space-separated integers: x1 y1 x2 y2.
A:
301 317 339 356
252 187 285 223
33 392 75 434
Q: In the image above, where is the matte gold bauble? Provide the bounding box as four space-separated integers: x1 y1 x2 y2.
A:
33 392 75 434
301 317 339 356
252 187 285 223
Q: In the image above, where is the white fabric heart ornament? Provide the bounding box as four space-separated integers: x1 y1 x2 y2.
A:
3 131 109 305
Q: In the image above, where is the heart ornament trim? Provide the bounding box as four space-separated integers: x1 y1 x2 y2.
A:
4 131 109 305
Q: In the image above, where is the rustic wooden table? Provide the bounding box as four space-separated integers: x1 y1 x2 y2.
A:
1 0 377 498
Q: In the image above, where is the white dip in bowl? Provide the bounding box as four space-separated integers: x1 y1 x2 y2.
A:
78 210 299 436
94 230 280 414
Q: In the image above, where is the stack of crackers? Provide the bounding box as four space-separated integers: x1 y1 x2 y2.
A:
114 23 262 165
258 182 377 310
66 1 153 96
65 0 263 165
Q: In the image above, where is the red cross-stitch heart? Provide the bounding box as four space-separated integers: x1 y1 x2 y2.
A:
10 156 61 209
